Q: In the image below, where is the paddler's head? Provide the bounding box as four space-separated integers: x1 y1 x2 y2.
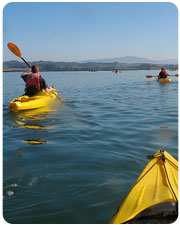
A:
161 67 164 71
31 65 39 73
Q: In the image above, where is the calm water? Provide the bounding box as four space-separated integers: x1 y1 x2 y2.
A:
3 70 178 224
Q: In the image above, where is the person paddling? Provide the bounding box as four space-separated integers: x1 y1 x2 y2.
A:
21 65 52 96
158 68 169 79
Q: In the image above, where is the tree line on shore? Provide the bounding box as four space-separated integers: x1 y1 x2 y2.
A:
3 60 178 72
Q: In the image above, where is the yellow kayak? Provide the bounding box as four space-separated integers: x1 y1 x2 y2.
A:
110 150 178 224
9 88 58 112
156 77 171 83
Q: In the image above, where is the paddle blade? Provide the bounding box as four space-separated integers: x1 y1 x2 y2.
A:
175 74 178 77
7 43 22 58
146 75 153 78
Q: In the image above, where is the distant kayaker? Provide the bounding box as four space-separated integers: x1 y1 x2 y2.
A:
115 69 119 74
21 65 52 96
158 68 169 79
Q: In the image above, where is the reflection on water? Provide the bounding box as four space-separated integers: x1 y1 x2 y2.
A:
5 102 63 163
12 102 63 129
13 106 59 145
14 120 60 130
14 104 58 120
13 147 23 158
23 139 52 145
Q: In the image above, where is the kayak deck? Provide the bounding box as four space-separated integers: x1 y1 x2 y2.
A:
8 88 58 112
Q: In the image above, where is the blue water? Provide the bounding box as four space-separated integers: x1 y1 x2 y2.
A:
3 70 178 223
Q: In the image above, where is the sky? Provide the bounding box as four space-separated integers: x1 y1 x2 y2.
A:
2 1 179 62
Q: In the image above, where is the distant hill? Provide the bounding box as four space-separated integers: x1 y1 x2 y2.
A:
81 56 178 64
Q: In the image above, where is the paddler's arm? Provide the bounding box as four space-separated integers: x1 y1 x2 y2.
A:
21 68 31 82
39 76 51 92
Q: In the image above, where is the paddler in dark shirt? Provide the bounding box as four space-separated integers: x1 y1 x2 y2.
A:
158 68 169 79
21 65 52 96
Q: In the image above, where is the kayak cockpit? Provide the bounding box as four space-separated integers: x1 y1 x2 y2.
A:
128 202 178 224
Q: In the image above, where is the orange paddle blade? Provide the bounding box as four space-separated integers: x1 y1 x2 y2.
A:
7 43 22 58
175 74 178 77
146 75 153 78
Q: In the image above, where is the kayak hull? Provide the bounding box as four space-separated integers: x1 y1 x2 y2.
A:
8 88 58 112
156 77 171 83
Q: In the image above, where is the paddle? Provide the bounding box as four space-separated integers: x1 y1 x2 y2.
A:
51 90 65 103
7 42 65 103
146 74 178 78
168 74 178 77
7 43 31 68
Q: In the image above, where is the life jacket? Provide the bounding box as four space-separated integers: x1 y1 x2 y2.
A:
161 70 167 76
159 70 168 78
26 73 40 89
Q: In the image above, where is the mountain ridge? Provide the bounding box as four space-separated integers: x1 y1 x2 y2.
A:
81 56 178 64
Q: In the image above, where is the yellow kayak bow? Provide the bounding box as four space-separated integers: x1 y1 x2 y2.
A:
110 150 178 224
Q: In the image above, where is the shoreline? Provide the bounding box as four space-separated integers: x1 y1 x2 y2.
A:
3 68 178 72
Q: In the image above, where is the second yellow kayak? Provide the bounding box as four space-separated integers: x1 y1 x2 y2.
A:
156 77 171 83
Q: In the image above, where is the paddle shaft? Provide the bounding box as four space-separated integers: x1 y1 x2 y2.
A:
52 90 64 103
21 57 31 68
168 74 178 77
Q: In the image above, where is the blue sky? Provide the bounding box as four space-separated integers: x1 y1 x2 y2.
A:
3 2 178 62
